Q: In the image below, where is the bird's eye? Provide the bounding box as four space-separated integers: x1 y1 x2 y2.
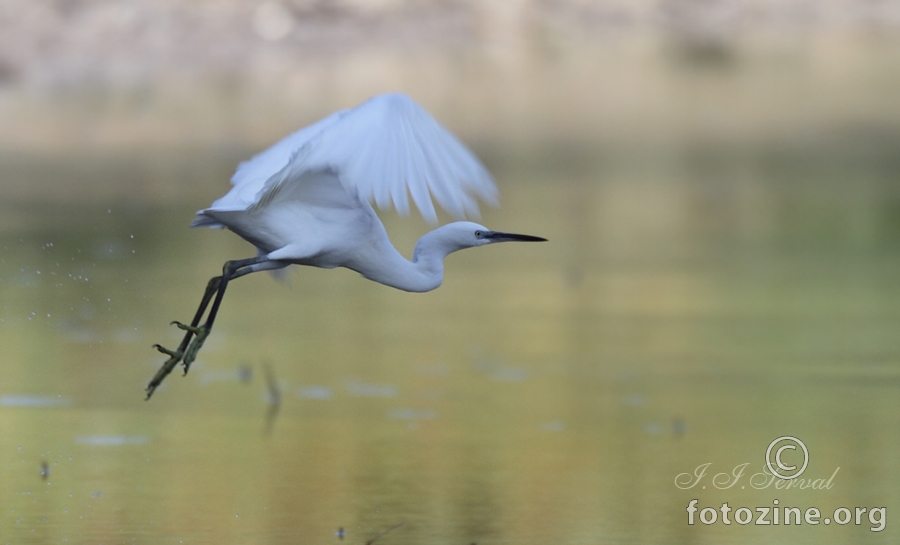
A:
474 230 484 238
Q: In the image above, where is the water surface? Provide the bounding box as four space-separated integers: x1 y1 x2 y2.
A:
1 143 900 544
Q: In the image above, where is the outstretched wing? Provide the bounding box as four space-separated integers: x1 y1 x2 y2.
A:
199 93 497 226
198 110 346 220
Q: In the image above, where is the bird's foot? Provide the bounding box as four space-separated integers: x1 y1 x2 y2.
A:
153 343 182 358
145 344 185 400
171 320 202 334
181 325 210 374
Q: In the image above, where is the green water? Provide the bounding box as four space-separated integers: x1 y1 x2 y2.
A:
1 140 900 544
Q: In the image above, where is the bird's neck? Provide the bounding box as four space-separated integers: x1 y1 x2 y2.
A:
353 226 464 293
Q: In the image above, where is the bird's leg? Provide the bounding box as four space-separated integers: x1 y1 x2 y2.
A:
169 275 224 373
146 256 269 399
145 276 222 399
180 256 267 372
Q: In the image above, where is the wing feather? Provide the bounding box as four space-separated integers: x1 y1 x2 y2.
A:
388 116 411 216
417 118 452 212
199 93 496 226
398 113 426 217
210 109 347 211
408 126 439 221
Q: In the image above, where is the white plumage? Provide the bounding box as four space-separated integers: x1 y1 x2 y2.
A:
145 93 544 399
194 93 498 227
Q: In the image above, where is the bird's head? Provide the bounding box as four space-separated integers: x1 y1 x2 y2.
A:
425 221 547 253
403 221 546 288
469 222 547 247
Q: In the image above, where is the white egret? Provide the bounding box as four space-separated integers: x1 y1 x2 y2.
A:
146 93 545 398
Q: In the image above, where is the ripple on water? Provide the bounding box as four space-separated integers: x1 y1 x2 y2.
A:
0 394 73 408
75 435 149 446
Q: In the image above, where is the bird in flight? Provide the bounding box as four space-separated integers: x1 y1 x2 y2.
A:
146 93 545 398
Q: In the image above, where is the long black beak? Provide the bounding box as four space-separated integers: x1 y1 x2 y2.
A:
484 231 547 242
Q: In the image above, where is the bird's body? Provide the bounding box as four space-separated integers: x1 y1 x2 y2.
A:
146 93 545 398
197 168 448 292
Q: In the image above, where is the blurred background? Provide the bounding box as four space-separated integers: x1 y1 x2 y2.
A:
2 1 900 544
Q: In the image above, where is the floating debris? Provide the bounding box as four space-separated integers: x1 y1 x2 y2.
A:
40 461 49 480
335 527 345 540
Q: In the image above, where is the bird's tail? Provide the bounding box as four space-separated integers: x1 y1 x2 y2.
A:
190 211 225 228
